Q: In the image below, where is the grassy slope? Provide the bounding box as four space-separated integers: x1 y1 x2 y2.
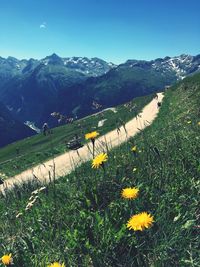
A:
0 94 153 177
0 74 200 266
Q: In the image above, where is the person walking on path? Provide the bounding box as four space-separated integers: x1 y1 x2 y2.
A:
42 123 49 136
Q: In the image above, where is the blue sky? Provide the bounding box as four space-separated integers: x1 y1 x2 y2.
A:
0 0 200 63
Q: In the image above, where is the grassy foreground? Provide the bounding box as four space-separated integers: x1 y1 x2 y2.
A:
0 74 200 266
0 94 153 178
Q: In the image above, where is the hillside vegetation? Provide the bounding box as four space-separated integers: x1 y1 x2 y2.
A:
0 74 200 266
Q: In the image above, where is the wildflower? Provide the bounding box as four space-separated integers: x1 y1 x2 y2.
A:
198 122 200 126
121 187 139 200
85 131 99 140
1 253 13 265
92 153 108 168
86 131 100 158
127 212 154 231
133 168 137 172
187 121 192 124
48 262 65 267
131 146 137 152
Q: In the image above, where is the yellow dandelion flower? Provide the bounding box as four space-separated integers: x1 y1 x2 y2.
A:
198 122 200 126
92 153 108 168
127 212 154 231
121 187 139 199
85 131 99 140
131 146 137 152
1 253 13 265
48 262 65 267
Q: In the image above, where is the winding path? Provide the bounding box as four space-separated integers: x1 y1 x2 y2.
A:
1 93 164 193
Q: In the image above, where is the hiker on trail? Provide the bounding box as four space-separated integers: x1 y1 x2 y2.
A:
42 123 49 136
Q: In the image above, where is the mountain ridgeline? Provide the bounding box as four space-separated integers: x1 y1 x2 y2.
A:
0 53 200 146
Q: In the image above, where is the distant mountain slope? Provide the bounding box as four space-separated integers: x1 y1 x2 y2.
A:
0 102 35 147
0 53 199 129
0 54 116 127
60 54 200 117
80 63 175 107
123 54 200 80
0 63 87 126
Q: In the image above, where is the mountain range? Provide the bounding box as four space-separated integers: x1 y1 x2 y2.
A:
0 53 200 147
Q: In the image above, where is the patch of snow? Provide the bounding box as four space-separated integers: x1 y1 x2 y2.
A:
168 59 179 71
167 58 186 79
70 60 78 64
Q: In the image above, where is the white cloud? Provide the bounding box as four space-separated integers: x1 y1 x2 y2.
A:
40 22 47 29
